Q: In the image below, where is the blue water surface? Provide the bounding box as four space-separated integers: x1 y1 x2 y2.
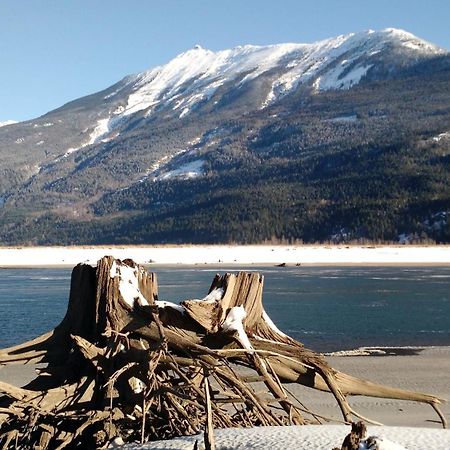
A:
0 265 449 352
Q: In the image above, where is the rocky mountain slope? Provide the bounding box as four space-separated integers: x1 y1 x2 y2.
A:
0 28 449 244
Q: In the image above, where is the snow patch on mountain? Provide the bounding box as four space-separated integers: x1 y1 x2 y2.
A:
316 63 373 90
55 118 112 161
324 114 358 123
154 159 204 181
433 131 450 142
60 147 78 158
399 211 448 243
178 107 190 119
88 118 110 145
142 149 190 182
104 87 124 100
262 33 353 105
33 122 54 128
0 120 18 128
172 78 225 118
124 151 204 190
131 130 220 187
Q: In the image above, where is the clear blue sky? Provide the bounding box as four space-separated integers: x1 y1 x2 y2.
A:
1 0 449 122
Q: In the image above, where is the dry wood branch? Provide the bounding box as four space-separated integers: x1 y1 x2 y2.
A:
203 370 216 450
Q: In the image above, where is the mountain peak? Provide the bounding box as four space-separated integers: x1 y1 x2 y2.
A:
378 27 446 53
116 28 446 121
382 27 415 36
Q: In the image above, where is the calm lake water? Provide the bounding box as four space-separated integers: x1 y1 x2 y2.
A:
0 265 449 352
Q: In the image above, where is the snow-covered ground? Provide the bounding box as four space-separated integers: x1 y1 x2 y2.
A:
0 245 449 267
115 425 450 449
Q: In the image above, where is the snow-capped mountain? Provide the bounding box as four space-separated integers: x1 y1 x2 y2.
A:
1 28 445 178
112 28 444 118
0 28 449 245
67 28 447 146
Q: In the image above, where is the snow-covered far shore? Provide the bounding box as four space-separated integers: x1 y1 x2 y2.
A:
0 245 449 267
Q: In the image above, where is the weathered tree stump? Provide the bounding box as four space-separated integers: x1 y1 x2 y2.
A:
0 256 446 449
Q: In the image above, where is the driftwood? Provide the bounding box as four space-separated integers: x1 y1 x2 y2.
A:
0 256 446 449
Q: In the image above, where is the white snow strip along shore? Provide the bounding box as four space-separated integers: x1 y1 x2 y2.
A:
115 425 450 449
0 245 449 267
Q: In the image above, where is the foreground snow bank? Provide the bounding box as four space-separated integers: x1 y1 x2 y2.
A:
116 425 450 449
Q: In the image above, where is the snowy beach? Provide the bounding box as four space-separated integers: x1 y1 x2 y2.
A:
0 245 449 267
117 425 450 449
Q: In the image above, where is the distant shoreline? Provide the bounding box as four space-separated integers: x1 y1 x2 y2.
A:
0 245 449 268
